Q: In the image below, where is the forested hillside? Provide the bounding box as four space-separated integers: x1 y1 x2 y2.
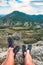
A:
0 11 43 24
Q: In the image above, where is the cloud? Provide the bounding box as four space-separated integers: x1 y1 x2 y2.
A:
15 0 22 3
0 0 9 6
8 0 38 14
0 0 43 15
31 1 43 6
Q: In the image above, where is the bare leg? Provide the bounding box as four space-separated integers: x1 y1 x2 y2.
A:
1 48 15 65
24 50 35 65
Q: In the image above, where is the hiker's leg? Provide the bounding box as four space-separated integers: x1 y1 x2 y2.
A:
1 48 15 65
24 50 35 65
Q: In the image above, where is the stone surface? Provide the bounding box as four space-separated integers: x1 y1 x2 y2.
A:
0 41 43 65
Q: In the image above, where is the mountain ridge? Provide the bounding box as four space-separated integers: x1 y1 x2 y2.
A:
0 15 5 18
0 11 43 23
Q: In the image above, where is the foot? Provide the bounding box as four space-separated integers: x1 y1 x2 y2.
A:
22 45 26 58
27 44 32 52
7 36 14 48
13 46 20 58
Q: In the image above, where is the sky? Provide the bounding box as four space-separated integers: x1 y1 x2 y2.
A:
0 0 43 15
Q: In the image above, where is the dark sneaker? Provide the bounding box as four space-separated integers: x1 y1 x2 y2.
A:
22 45 26 58
13 46 20 58
7 36 14 48
27 44 32 52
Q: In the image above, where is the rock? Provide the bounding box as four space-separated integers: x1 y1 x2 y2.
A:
31 46 43 65
0 48 2 53
0 41 43 65
33 41 43 46
0 51 8 59
34 60 43 65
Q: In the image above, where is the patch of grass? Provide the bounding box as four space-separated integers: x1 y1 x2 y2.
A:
0 43 8 48
22 38 37 44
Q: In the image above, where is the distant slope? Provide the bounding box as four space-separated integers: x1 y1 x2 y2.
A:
0 15 5 18
0 11 43 23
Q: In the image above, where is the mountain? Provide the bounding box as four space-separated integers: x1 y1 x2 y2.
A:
0 15 5 18
0 11 43 23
